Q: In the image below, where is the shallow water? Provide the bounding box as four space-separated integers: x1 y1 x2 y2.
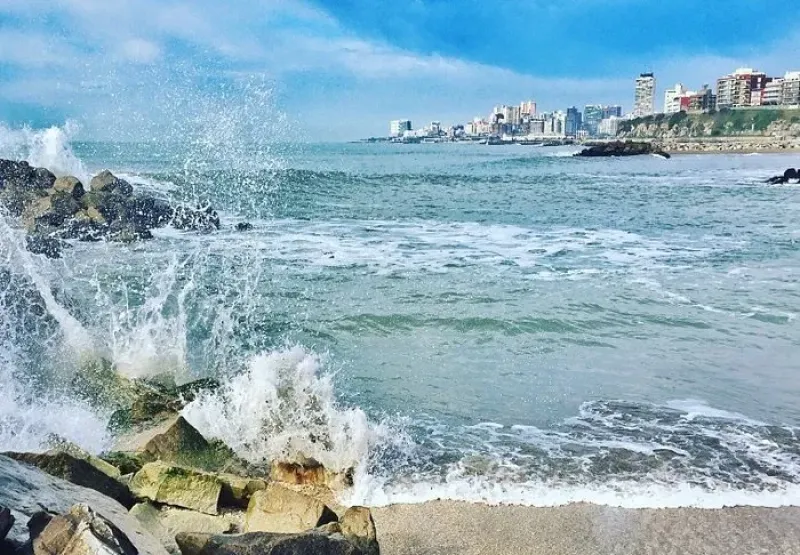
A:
1 131 799 508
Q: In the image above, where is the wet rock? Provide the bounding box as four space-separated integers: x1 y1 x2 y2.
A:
171 205 220 232
0 455 168 554
31 503 138 555
1 505 14 542
235 222 253 232
766 168 800 184
129 462 223 515
271 461 354 490
576 141 670 158
26 234 68 259
175 531 366 555
339 507 378 555
245 484 337 534
52 176 85 199
126 196 172 229
2 452 133 509
130 502 241 553
90 171 134 196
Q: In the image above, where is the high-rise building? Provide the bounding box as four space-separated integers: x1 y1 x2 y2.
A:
520 100 537 116
390 120 412 137
633 73 656 118
716 68 769 109
583 104 604 136
597 116 622 137
664 83 690 114
781 72 800 106
565 107 582 137
603 105 623 119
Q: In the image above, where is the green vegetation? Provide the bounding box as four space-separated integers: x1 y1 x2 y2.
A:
617 108 800 137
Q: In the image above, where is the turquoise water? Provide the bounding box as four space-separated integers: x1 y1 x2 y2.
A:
2 136 800 507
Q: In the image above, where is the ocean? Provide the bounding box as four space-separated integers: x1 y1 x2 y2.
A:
1 125 799 510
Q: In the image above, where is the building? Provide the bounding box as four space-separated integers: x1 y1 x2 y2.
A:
716 68 769 109
664 83 690 114
597 116 622 137
762 79 783 106
781 72 800 106
583 104 604 136
687 86 716 113
390 120 412 137
565 107 582 137
603 105 623 119
520 100 537 117
633 73 656 118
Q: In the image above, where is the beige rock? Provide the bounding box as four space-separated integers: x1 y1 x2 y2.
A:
175 531 364 555
32 504 138 555
52 176 85 198
22 195 53 231
271 461 354 491
340 506 379 555
218 474 267 508
129 503 180 555
129 462 222 515
245 483 338 534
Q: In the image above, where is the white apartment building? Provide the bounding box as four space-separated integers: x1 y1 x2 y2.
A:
716 68 769 108
390 120 412 137
597 116 623 137
664 83 690 114
633 73 656 118
781 72 800 106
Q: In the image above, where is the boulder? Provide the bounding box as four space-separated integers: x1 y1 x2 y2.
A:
175 531 366 555
26 234 68 259
1 505 13 542
34 192 82 229
0 159 56 191
128 462 222 515
90 171 134 196
52 176 85 199
271 461 354 491
218 475 267 509
235 222 253 232
245 484 337 534
171 205 220 232
31 503 138 555
2 452 133 509
129 503 180 555
125 196 172 229
576 141 670 158
339 507 379 555
0 455 167 554
130 502 240 553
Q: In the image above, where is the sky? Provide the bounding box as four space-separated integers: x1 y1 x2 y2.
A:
1 0 799 141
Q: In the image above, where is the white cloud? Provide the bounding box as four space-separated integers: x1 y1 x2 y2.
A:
118 38 162 64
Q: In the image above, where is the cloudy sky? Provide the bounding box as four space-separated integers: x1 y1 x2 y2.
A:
1 0 799 141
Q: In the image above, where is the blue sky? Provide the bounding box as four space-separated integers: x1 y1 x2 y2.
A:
1 0 799 141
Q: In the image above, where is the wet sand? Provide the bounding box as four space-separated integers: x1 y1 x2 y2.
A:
372 501 800 555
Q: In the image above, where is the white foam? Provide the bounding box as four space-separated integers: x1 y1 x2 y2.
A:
0 121 87 182
665 399 764 424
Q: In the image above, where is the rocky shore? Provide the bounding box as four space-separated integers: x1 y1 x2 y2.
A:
576 141 670 158
0 360 380 555
0 159 222 259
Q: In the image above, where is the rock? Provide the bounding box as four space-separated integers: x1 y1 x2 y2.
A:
128 462 222 515
245 484 337 534
90 171 134 196
235 222 253 232
218 475 267 509
576 141 670 158
271 461 354 490
125 196 173 230
339 507 378 555
34 192 82 230
31 503 138 555
171 205 220 232
2 452 133 509
130 502 240 553
0 455 168 554
26 234 68 259
175 531 366 555
1 505 14 542
0 159 56 191
39 437 121 481
52 176 85 199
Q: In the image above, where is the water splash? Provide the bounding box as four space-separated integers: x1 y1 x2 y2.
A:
0 121 87 181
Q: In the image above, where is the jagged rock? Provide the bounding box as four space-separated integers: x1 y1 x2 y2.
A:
339 507 378 555
90 171 133 196
576 141 670 158
219 476 267 509
52 176 85 199
130 503 241 553
129 462 222 515
175 531 366 555
0 455 168 553
271 461 354 490
31 504 138 555
26 234 68 259
0 160 56 191
171 205 220 232
235 222 253 232
40 437 121 481
766 168 800 184
1 505 14 543
2 452 133 509
245 484 337 534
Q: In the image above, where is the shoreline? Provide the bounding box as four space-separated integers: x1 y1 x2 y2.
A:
372 500 800 555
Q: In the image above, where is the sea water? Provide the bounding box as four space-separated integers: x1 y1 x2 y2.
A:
1 125 799 509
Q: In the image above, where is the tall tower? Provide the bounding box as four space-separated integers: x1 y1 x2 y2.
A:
633 73 656 118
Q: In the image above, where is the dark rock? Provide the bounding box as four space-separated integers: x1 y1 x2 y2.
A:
784 168 798 181
175 531 366 555
766 168 800 184
90 171 134 196
576 141 670 158
171 205 220 232
52 176 85 199
0 160 56 191
27 511 53 542
25 235 68 259
33 192 82 230
126 196 173 229
1 505 14 542
235 222 253 232
1 452 134 509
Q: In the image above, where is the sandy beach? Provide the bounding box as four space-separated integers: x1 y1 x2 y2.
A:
373 501 800 555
